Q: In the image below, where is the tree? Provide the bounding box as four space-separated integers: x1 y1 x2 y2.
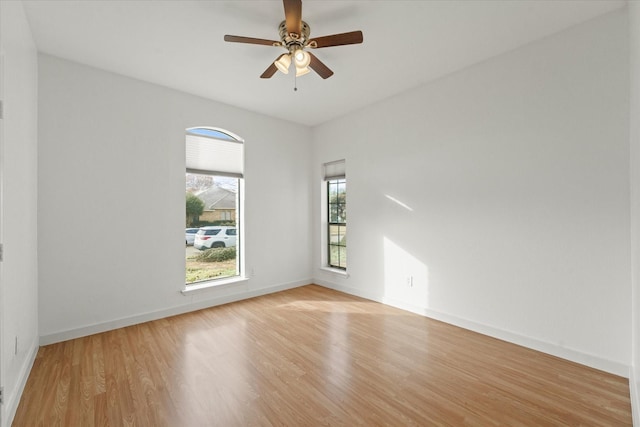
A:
329 190 346 223
186 192 205 226
186 173 214 191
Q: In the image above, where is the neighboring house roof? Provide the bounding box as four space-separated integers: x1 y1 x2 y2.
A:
195 185 236 210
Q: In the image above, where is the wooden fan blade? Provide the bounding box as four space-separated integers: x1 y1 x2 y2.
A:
224 35 280 46
309 31 363 48
308 52 334 79
260 54 286 79
283 0 302 36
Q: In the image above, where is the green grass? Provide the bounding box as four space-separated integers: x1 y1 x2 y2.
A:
185 248 237 284
193 247 236 262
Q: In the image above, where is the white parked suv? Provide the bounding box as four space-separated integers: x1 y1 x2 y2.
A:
185 228 199 245
194 226 237 250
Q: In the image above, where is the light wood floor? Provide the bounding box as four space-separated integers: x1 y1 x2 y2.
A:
13 285 631 426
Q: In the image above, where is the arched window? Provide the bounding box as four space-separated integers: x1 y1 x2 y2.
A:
185 127 244 177
185 127 244 286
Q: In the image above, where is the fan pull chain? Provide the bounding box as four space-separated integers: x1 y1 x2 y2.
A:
294 72 298 92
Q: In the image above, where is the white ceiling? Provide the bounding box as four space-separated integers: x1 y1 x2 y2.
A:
22 0 625 127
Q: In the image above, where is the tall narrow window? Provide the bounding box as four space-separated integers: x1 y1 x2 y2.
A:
185 127 243 285
325 160 346 269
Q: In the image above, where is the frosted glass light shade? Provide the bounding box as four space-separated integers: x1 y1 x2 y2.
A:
293 49 310 68
275 54 291 74
296 66 311 77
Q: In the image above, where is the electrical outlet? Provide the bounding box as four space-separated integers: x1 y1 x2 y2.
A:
407 276 413 287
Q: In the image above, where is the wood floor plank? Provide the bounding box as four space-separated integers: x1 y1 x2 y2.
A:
12 285 632 426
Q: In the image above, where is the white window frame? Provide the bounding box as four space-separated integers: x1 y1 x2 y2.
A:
182 127 247 294
320 160 348 275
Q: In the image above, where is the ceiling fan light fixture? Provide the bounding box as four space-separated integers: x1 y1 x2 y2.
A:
224 0 363 80
295 65 311 77
275 53 291 74
293 49 310 68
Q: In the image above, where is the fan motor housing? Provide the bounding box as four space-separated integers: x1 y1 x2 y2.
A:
278 20 310 50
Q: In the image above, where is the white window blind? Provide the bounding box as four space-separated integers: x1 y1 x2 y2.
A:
186 133 244 178
324 160 345 180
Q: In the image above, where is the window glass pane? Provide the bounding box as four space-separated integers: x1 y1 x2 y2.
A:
329 245 347 269
329 246 340 267
329 182 338 198
329 224 340 245
327 177 346 270
186 127 239 141
186 173 239 284
339 246 347 268
329 225 347 246
336 203 346 223
338 225 347 247
329 204 338 223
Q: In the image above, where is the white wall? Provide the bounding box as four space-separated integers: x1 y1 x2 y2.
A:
18 3 637 421
629 0 640 423
313 9 630 376
37 55 312 343
0 1 39 426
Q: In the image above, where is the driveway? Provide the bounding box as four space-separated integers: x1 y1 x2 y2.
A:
186 245 200 257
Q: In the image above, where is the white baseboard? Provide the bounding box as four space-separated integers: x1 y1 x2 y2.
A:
631 365 640 427
40 279 310 346
315 279 629 378
3 338 38 427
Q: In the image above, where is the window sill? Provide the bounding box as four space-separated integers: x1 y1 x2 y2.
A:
181 276 248 295
319 267 349 278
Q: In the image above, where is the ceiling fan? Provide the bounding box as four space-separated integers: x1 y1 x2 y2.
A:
224 0 363 80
